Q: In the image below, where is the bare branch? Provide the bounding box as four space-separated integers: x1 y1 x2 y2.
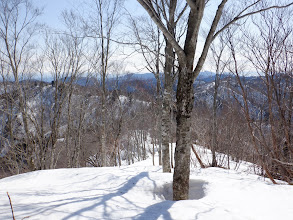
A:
175 3 188 25
214 2 293 40
193 0 227 79
136 0 186 61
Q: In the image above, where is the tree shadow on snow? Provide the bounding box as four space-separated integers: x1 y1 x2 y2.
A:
10 172 151 219
9 173 207 220
135 179 207 220
134 200 174 220
62 171 150 220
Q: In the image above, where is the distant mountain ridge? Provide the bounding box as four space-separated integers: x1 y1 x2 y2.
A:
29 71 217 85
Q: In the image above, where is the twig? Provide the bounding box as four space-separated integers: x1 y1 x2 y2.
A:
7 192 15 220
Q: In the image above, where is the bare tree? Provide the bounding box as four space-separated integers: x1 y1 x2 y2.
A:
229 7 293 183
0 0 42 170
60 10 87 168
129 14 164 165
209 31 229 167
160 0 187 173
137 0 293 200
0 55 20 175
130 1 188 172
85 0 123 167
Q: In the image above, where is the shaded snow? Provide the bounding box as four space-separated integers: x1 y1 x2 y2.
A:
0 148 292 220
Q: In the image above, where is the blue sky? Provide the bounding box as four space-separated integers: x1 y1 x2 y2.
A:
35 0 75 28
35 0 142 29
31 0 226 74
33 0 147 73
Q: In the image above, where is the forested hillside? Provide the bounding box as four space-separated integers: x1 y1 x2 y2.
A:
0 0 292 208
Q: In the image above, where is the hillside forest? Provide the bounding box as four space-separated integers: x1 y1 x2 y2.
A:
0 0 292 201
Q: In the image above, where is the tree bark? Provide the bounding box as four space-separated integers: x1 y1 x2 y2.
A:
161 40 173 173
162 90 172 172
173 67 194 200
211 71 220 167
161 0 178 173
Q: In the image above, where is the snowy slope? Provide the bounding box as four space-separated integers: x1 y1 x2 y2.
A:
0 147 292 220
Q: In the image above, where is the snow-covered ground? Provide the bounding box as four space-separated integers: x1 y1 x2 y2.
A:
0 146 292 220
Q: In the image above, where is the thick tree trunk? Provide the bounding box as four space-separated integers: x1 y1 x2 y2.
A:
173 68 194 200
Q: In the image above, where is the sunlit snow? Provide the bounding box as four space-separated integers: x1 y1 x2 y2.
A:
0 145 292 220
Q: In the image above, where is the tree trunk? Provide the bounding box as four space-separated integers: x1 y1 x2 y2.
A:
158 99 162 166
162 90 171 172
161 40 173 173
66 91 73 168
211 74 219 167
101 99 107 166
173 68 194 200
152 142 155 166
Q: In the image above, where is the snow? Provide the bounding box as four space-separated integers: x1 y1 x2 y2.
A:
119 95 128 104
0 146 292 220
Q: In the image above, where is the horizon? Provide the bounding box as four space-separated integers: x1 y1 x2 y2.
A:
0 71 261 84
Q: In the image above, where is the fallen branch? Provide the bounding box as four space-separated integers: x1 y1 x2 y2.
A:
191 145 205 168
